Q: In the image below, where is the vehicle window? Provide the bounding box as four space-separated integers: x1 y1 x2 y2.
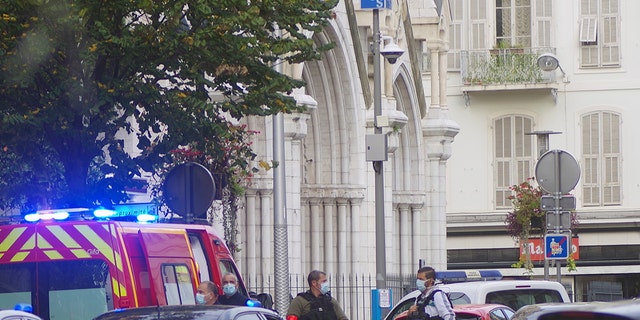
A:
489 308 508 320
501 308 515 319
449 292 471 305
163 264 196 305
218 260 248 296
189 234 211 282
388 298 415 320
485 289 563 310
235 312 264 320
0 260 113 320
0 264 32 310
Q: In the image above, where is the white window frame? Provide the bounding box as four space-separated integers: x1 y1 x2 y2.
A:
579 0 620 68
494 115 535 210
581 111 622 207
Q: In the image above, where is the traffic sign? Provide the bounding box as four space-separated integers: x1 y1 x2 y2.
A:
545 212 572 230
545 234 570 260
540 195 576 211
535 149 580 194
361 0 392 9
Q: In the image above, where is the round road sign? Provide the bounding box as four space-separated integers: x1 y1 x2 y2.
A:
163 162 215 218
535 149 580 194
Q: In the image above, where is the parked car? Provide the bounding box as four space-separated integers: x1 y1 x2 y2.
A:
384 280 570 320
534 299 640 320
512 302 598 320
93 305 283 320
0 310 43 320
390 304 515 320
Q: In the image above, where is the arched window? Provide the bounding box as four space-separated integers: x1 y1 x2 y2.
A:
494 115 535 209
581 111 621 206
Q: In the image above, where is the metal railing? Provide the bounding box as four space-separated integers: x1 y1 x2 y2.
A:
245 273 417 320
460 47 556 86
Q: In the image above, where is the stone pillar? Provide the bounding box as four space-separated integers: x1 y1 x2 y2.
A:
337 198 349 277
399 204 411 277
323 199 335 275
309 198 322 268
260 190 273 274
245 190 257 278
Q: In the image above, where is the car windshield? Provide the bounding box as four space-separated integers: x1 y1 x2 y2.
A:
485 289 563 310
0 260 113 320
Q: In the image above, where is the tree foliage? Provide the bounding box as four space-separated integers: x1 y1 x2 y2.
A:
0 0 337 212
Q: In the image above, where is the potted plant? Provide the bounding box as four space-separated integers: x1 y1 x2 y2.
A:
504 178 578 274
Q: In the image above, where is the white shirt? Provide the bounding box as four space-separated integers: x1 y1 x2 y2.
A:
416 286 456 320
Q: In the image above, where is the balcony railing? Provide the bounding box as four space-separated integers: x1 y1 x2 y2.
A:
460 47 557 89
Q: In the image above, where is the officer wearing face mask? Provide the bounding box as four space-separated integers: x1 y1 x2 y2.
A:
286 270 348 320
216 273 251 306
195 281 219 305
408 266 455 320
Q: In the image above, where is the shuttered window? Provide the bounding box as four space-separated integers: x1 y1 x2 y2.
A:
582 112 621 206
448 0 464 69
579 0 620 67
494 115 535 209
535 0 552 47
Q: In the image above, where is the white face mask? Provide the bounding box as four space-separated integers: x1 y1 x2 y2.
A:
195 293 206 305
320 282 330 295
416 279 427 292
223 283 237 296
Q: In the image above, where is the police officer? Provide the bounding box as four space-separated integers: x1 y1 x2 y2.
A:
408 266 455 320
287 270 348 320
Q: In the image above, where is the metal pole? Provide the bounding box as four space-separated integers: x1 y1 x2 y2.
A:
373 8 387 291
273 29 290 314
553 150 562 283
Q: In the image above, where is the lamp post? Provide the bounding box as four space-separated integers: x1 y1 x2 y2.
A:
369 7 403 319
372 7 386 293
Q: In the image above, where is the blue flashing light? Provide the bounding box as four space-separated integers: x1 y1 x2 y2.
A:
93 208 116 218
436 270 502 283
246 299 262 308
14 303 33 312
24 210 71 222
136 213 158 223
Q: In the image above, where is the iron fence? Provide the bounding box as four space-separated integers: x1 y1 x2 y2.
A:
245 273 416 320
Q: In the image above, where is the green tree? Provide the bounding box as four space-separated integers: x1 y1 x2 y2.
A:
0 0 337 212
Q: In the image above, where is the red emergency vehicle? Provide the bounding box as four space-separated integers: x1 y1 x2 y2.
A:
0 204 248 320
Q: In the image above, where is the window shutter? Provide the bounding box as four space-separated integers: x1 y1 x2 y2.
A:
535 0 552 48
470 0 487 49
494 115 534 210
448 0 463 69
581 112 621 206
601 6 620 66
579 17 598 43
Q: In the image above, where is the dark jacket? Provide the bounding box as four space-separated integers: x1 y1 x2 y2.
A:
217 291 250 306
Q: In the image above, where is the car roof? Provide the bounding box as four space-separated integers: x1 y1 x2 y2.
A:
396 280 569 304
538 299 640 320
93 305 281 320
454 303 514 313
512 302 600 320
0 310 43 320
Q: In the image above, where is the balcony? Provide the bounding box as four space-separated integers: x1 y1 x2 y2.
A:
460 47 559 92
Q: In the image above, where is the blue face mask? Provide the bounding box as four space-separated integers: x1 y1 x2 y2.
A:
320 282 330 295
416 279 427 292
195 293 206 305
223 284 237 296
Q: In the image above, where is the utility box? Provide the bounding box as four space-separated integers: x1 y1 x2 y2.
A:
366 134 388 161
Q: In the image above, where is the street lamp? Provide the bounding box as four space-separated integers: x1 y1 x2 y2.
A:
371 6 404 313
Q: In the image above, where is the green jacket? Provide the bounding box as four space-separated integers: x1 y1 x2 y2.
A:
287 291 349 320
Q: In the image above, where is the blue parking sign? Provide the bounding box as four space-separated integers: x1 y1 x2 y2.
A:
361 0 391 9
545 234 569 260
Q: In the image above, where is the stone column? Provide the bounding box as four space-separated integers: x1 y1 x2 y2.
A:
399 204 411 277
309 198 322 268
260 189 273 274
245 190 257 277
323 199 335 275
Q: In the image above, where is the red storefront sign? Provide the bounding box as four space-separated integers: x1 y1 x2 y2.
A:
520 237 579 261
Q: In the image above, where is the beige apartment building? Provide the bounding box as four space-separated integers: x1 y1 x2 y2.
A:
228 0 640 316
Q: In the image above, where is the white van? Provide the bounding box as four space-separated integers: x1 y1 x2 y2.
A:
384 279 571 319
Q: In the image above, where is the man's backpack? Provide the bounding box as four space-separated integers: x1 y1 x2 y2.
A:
297 292 338 320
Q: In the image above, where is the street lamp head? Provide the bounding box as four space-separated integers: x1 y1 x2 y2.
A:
537 53 561 72
380 42 404 64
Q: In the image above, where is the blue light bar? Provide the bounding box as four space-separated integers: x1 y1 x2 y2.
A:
24 210 72 222
137 213 158 223
436 270 502 283
246 299 262 308
93 208 116 218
